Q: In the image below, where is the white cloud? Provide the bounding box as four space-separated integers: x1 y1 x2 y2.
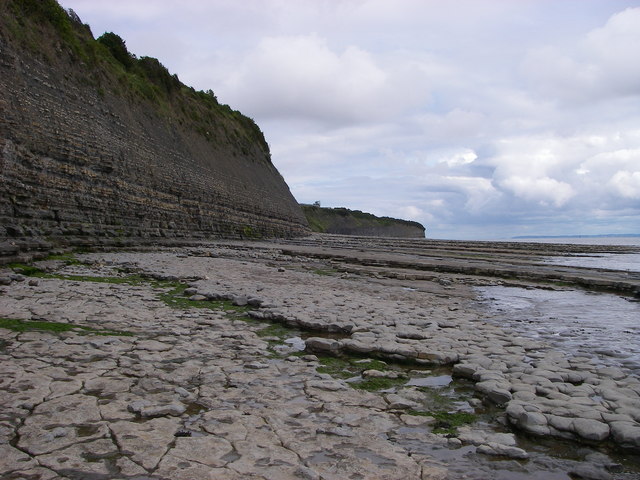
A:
580 147 640 176
58 0 640 239
500 176 575 207
442 176 501 212
609 171 640 199
439 149 477 167
219 34 430 124
414 110 487 143
396 205 425 221
522 7 640 103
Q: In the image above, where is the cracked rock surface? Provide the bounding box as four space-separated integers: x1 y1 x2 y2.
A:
1 237 639 479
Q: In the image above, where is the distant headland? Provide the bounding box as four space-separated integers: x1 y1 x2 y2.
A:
301 204 425 238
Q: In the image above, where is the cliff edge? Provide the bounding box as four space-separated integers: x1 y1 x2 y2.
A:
301 205 425 238
0 0 309 262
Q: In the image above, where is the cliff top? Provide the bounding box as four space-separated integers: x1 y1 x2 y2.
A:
301 204 425 237
1 0 271 161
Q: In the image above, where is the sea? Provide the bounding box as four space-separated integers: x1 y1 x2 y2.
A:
475 236 640 374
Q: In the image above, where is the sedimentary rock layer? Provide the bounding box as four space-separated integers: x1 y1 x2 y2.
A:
302 205 426 238
1 236 639 479
0 2 308 263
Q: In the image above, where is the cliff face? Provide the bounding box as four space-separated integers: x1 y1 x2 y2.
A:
301 205 425 238
0 1 309 261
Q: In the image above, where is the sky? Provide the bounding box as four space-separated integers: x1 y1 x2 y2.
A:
58 0 640 239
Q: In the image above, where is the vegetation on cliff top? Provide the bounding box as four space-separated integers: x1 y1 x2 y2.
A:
301 204 425 236
3 0 270 157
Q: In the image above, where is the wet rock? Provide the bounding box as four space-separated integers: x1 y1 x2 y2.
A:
174 386 193 398
548 414 574 432
475 380 512 405
140 403 187 418
316 426 354 437
400 414 435 426
476 442 529 460
385 394 420 410
510 409 551 435
421 465 449 480
572 418 610 442
127 399 152 414
244 361 270 369
232 295 248 306
306 380 348 391
447 437 463 447
305 337 343 353
596 367 626 380
3 242 640 479
362 369 401 379
457 428 517 447
452 363 479 379
570 463 613 480
247 297 263 307
609 421 640 447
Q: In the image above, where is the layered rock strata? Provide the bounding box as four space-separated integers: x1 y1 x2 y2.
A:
0 3 308 263
302 205 426 238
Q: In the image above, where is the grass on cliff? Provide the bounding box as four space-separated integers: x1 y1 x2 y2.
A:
301 205 425 234
4 0 270 157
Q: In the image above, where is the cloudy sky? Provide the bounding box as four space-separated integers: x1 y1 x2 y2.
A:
59 0 640 239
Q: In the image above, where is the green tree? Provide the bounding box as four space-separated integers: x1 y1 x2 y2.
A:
97 32 133 69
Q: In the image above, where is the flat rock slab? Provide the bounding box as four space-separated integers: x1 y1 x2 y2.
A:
111 417 181 470
1 239 639 480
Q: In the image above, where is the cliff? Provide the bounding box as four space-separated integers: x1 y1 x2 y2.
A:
0 0 309 263
301 205 425 238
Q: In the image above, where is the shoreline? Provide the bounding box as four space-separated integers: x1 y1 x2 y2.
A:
1 235 639 479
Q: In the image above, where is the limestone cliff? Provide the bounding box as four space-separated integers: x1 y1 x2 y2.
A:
301 205 425 238
0 0 309 262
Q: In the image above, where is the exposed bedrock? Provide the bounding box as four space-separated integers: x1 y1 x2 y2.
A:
0 3 309 264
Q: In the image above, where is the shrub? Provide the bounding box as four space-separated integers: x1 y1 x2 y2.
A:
97 32 134 69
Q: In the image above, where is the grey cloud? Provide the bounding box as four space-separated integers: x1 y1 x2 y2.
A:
59 0 640 239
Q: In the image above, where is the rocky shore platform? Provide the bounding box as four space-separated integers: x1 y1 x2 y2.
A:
1 234 640 479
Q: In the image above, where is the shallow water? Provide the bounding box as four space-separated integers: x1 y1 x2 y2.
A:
541 252 640 272
476 285 640 374
407 374 452 388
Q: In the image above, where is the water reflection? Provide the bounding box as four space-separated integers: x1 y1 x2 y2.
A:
476 286 640 374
